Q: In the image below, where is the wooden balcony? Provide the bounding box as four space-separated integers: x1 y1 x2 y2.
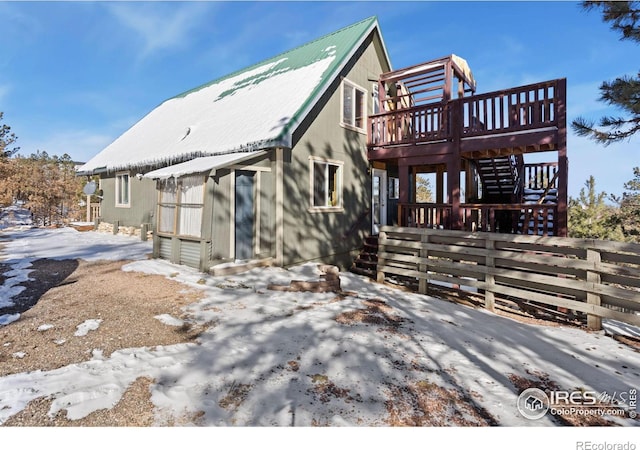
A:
368 79 564 158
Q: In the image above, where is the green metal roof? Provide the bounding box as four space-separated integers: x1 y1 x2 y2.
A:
171 16 380 144
175 16 378 100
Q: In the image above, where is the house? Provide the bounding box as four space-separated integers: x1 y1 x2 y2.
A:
77 17 392 271
78 16 568 276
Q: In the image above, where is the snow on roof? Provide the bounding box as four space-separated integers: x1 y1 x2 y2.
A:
79 17 381 175
143 151 267 180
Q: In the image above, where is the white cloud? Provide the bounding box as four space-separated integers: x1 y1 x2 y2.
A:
106 3 214 61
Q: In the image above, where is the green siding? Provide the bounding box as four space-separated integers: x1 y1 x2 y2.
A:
99 172 157 228
283 29 389 268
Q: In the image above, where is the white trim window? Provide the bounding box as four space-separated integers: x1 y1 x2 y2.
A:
158 175 204 238
115 172 130 207
341 79 367 132
310 157 343 210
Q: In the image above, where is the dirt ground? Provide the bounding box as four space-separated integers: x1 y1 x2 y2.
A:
0 258 204 426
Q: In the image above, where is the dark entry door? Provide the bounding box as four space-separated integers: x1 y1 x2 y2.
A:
235 171 255 260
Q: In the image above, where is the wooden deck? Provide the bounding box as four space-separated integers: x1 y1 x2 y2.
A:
366 54 568 236
368 79 565 160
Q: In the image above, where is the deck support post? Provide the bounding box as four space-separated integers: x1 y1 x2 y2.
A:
556 78 568 237
436 167 444 204
449 99 463 230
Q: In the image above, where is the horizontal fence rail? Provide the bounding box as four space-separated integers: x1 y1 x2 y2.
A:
376 226 640 330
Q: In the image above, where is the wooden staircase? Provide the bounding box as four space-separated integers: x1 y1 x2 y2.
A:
475 156 558 236
350 235 379 278
476 156 519 200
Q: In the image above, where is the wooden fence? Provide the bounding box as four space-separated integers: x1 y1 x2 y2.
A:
376 226 640 330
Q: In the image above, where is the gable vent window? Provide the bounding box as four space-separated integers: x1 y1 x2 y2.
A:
341 79 366 132
115 172 130 208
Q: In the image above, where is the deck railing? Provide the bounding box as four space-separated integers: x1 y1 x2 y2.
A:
399 203 557 236
523 162 558 191
369 79 561 148
399 203 452 229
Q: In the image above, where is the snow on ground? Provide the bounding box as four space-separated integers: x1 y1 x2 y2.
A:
0 222 639 439
0 224 152 316
0 205 32 231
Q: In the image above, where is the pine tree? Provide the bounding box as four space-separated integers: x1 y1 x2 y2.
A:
612 167 640 241
0 112 20 206
0 112 19 158
571 1 640 144
568 175 624 240
7 151 84 225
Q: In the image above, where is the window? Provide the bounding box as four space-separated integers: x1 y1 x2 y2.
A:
389 177 400 200
158 175 204 238
372 83 380 115
341 79 366 131
115 173 130 207
310 158 343 210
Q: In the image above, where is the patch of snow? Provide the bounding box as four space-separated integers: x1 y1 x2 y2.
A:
37 324 54 332
154 314 184 327
603 319 640 338
0 314 20 327
74 319 102 337
0 206 33 231
0 227 152 262
11 352 26 359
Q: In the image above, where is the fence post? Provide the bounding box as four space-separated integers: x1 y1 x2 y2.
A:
376 229 386 284
485 237 495 312
418 231 429 295
586 248 602 331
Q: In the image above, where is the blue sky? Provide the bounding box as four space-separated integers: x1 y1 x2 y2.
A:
1 1 639 199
